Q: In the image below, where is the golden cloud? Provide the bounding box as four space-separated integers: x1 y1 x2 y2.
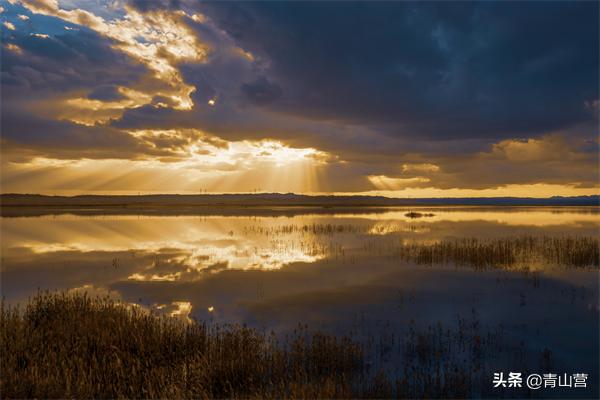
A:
368 175 431 190
21 0 211 120
490 135 578 162
2 131 334 194
401 163 440 173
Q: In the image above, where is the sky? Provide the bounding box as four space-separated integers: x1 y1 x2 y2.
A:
0 0 598 197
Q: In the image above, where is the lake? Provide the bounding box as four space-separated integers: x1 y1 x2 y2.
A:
1 206 598 397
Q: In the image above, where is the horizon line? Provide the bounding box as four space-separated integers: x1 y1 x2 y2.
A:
2 192 599 200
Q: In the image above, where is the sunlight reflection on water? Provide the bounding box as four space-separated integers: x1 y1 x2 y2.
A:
2 207 598 299
2 206 598 382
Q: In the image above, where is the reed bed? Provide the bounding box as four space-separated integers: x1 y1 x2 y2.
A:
1 292 568 399
244 223 366 236
245 223 598 269
388 236 599 269
267 235 599 269
244 222 428 236
1 292 366 399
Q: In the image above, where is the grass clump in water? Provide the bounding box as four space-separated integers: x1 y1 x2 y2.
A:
391 236 599 269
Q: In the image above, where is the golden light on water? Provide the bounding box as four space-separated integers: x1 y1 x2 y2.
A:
170 302 193 323
3 208 597 277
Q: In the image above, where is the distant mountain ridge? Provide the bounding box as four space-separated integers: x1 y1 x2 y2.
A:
1 193 598 206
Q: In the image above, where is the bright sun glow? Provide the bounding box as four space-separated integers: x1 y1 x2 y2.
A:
6 133 331 194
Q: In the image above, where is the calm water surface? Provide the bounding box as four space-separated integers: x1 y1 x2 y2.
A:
2 206 599 393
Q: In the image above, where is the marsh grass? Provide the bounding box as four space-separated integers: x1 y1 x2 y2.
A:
1 292 368 398
2 234 596 398
245 223 598 269
389 236 599 269
1 292 570 399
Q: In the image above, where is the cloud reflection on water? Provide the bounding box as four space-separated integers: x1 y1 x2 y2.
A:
2 207 599 301
2 207 598 379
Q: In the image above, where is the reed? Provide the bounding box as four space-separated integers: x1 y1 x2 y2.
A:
0 292 556 399
245 223 598 269
0 292 363 399
390 236 599 269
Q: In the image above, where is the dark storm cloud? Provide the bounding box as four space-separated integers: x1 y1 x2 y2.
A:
128 0 183 13
1 27 144 92
2 0 598 194
241 76 282 106
197 0 598 139
1 110 149 160
114 0 599 189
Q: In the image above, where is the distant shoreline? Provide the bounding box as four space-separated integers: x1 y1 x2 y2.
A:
1 193 598 217
1 193 598 207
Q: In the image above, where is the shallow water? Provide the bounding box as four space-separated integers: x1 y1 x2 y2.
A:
1 206 599 395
